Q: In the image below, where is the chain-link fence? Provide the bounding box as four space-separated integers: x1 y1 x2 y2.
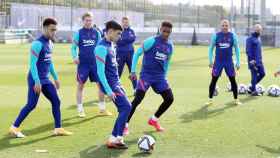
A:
0 0 279 46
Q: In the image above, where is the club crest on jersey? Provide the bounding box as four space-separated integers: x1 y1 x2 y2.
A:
82 39 96 47
155 51 167 61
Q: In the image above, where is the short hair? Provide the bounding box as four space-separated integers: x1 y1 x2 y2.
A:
105 20 123 31
82 12 93 20
43 18 57 27
161 21 173 28
122 16 129 21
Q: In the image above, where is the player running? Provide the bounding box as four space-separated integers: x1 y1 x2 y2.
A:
71 12 112 117
246 24 265 96
95 20 131 149
116 16 137 92
9 18 72 138
206 19 242 106
124 21 174 135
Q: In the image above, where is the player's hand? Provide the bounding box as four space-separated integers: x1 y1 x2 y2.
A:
54 80 60 89
109 93 116 102
33 83 42 94
249 60 256 65
209 63 213 68
73 58 80 65
129 72 137 81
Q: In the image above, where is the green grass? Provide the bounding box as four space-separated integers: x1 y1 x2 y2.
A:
1 44 280 158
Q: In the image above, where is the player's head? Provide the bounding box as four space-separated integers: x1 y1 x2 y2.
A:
121 16 130 29
82 12 93 28
220 19 230 33
105 20 123 43
42 18 57 41
160 21 172 40
254 24 263 35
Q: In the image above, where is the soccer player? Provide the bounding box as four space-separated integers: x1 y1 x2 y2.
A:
9 18 72 138
116 17 137 91
71 12 112 117
206 19 241 106
95 20 131 149
246 24 265 96
124 21 174 135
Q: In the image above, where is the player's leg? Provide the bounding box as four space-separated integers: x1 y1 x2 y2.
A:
42 83 72 136
225 64 241 105
124 79 149 135
10 79 39 138
148 80 173 132
127 52 137 90
76 64 89 117
107 87 131 149
206 63 222 105
249 68 258 95
117 53 125 78
96 83 112 116
256 65 266 83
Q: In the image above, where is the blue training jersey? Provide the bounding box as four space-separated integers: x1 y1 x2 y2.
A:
116 27 136 53
29 35 58 85
246 32 263 66
95 38 120 95
208 31 240 66
71 27 101 65
131 35 173 80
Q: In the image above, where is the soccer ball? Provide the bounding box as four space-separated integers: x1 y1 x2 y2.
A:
213 86 219 96
238 84 248 94
267 85 280 97
138 135 155 153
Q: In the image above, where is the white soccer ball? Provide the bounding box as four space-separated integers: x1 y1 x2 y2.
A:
267 85 280 97
238 84 248 94
138 135 155 153
213 86 219 96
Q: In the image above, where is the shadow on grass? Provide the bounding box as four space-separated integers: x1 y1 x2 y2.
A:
67 94 135 110
256 145 280 154
79 138 138 158
180 96 258 123
0 115 102 151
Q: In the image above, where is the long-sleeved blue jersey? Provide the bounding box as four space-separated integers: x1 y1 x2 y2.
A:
116 27 136 53
246 32 263 67
208 31 240 67
95 39 120 95
131 35 173 81
29 35 58 85
71 27 101 65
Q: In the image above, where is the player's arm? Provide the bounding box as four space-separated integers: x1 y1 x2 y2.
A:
208 33 216 67
95 45 114 96
131 37 155 73
49 62 60 89
96 30 102 44
49 62 58 81
71 32 79 63
233 33 241 69
164 43 174 77
246 38 256 66
125 29 136 44
30 41 42 84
